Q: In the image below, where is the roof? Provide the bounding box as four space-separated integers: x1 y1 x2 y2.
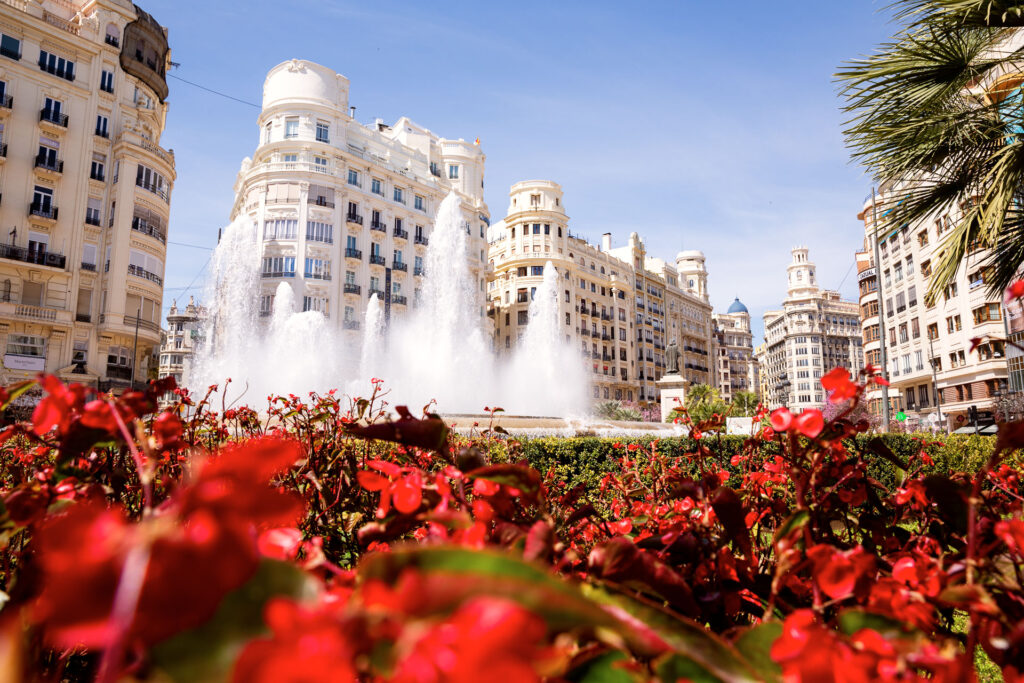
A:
727 297 748 314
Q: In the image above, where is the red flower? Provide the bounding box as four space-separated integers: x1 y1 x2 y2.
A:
807 545 875 600
357 464 424 517
153 411 183 447
1006 280 1024 303
794 409 824 439
821 367 858 403
769 408 793 432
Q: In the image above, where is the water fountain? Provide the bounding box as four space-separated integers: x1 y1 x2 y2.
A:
190 192 600 420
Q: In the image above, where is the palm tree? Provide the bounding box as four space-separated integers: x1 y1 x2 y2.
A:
731 390 760 418
838 2 1024 300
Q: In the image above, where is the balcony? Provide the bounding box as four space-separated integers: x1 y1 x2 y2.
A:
394 227 408 240
309 197 334 208
0 143 6 158
0 94 11 109
90 169 105 182
136 179 169 203
368 289 385 299
305 272 332 281
81 262 97 272
38 57 74 82
123 315 161 333
369 254 386 266
128 264 163 285
76 313 91 323
392 295 407 306
95 127 109 139
0 242 64 269
343 320 360 330
345 213 364 225
370 220 387 233
85 215 101 226
343 283 361 295
29 202 58 221
345 248 362 260
14 303 59 322
131 217 167 244
581 329 591 337
414 266 425 276
35 155 64 175
39 108 68 127
105 35 120 48
261 271 296 279
106 365 133 381
392 262 407 272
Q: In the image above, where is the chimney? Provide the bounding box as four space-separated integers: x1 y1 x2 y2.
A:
601 233 612 252
349 106 356 119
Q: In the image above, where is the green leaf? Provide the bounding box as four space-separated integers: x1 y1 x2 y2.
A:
772 510 809 547
837 609 917 637
151 560 313 683
581 583 761 682
0 380 36 412
734 622 783 683
566 650 637 683
654 653 725 683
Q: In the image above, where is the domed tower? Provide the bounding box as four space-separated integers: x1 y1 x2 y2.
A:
786 246 818 299
727 297 751 332
676 250 709 303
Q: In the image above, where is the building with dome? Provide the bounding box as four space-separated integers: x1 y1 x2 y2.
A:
486 180 713 408
711 297 757 403
756 247 864 411
230 59 489 334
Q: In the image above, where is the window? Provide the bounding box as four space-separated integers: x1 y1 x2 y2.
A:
315 121 329 143
306 221 333 243
96 114 109 137
973 303 1002 324
32 185 53 213
304 258 330 279
73 340 88 364
284 117 299 138
448 165 459 179
283 153 297 163
898 323 908 343
517 310 529 325
263 219 298 240
37 135 59 169
906 255 914 275
927 323 939 340
944 282 958 300
414 195 424 211
907 285 917 308
348 169 360 187
314 156 328 171
371 178 383 195
346 235 358 251
261 256 296 276
946 315 962 333
136 165 168 200
100 70 114 93
85 197 102 225
393 187 404 203
414 255 423 274
107 345 132 368
91 152 106 181
6 334 44 357
264 122 272 144
918 230 929 247
394 249 404 265
531 266 543 276
911 318 920 339
129 249 163 281
39 50 75 81
0 34 21 61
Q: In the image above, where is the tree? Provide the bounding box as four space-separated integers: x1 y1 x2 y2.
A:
731 390 760 418
683 384 729 423
838 2 1024 300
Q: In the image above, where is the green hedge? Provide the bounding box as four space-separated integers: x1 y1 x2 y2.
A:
512 433 1009 497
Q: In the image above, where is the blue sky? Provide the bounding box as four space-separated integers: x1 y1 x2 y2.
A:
147 0 894 341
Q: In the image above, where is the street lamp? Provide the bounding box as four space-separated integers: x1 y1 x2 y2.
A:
870 188 891 428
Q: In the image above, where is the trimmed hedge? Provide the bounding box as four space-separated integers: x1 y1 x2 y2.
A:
513 433 1009 497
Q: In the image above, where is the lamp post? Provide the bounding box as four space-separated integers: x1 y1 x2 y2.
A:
129 306 141 390
870 188 891 429
928 331 943 432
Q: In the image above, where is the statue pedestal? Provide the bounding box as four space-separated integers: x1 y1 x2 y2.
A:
657 374 689 423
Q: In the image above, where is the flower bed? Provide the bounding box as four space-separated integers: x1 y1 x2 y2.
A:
0 370 1021 681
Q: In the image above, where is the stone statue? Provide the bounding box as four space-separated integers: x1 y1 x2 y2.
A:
666 339 681 375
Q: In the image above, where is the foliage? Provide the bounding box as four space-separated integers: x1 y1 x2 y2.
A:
837 0 1024 298
0 366 1023 680
593 400 643 422
731 390 760 418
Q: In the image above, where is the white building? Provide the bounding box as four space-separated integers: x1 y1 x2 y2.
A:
712 298 756 402
757 247 864 411
0 0 174 392
157 296 204 389
230 59 489 336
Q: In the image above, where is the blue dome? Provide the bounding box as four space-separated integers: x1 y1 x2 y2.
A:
727 297 748 314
